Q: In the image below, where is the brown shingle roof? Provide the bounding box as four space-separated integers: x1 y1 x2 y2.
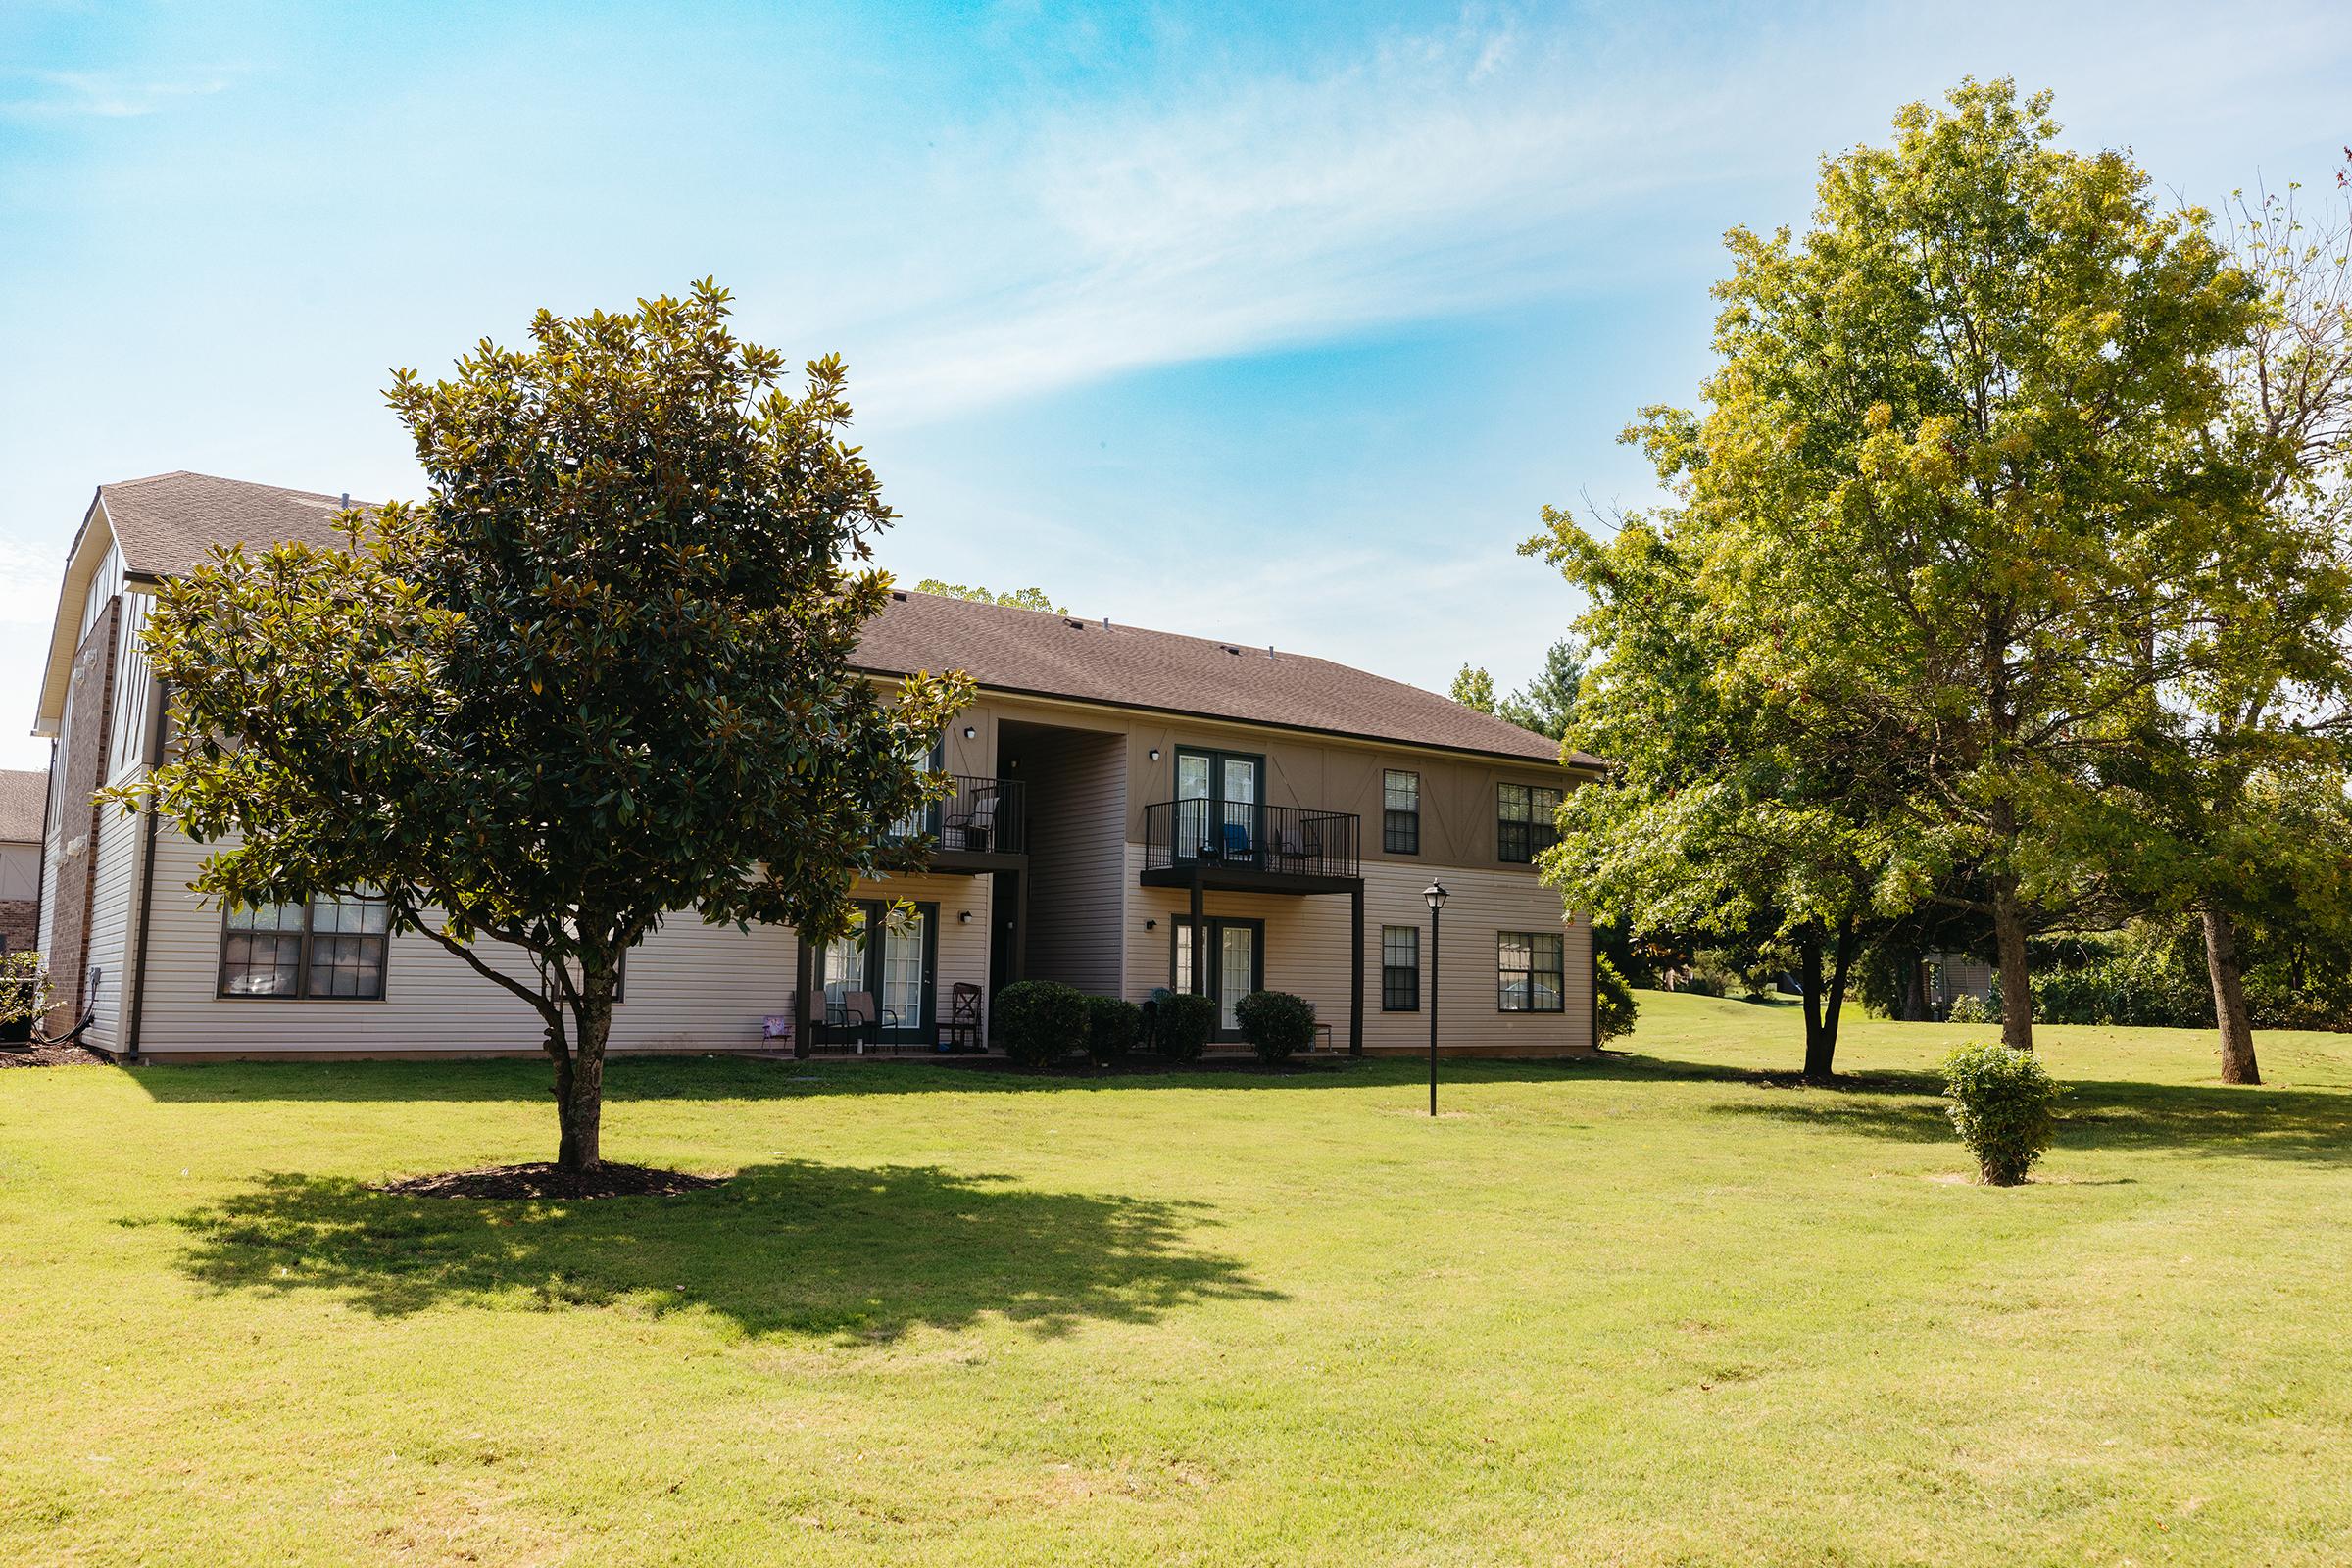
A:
0 769 48 842
98 471 365 578
83 473 1588 768
858 591 1591 766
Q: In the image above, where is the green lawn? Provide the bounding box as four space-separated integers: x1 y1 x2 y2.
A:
5 994 2350 1566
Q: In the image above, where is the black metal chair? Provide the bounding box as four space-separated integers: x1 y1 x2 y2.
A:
937 982 985 1053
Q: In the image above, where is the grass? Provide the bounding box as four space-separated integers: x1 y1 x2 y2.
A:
4 992 2350 1566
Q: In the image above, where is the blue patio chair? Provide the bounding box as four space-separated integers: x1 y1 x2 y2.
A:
1222 819 1253 858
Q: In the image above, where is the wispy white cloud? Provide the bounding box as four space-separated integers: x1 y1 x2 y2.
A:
850 19 1758 422
6 69 229 119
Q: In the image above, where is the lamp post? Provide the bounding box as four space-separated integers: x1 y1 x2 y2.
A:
1424 879 1448 1116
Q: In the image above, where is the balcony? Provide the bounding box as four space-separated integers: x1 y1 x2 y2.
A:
1141 799 1361 893
891 774 1027 872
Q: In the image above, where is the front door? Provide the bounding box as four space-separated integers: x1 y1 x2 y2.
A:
1172 916 1263 1038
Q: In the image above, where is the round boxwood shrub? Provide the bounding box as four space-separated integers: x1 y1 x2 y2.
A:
1234 989 1316 1063
1153 992 1218 1062
993 980 1088 1067
1083 995 1141 1064
1594 954 1638 1046
1940 1041 2063 1186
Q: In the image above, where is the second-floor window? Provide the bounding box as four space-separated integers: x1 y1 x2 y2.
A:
1382 925 1420 1010
220 893 390 999
1383 769 1420 855
1497 783 1562 863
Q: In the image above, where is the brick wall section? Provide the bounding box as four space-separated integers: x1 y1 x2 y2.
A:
44 598 119 1035
0 899 36 954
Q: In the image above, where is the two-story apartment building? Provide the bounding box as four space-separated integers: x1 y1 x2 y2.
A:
34 472 1603 1061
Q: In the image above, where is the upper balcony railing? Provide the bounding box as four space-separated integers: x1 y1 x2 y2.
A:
1143 799 1360 882
889 774 1027 857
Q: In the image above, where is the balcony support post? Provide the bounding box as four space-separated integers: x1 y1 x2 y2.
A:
1348 880 1365 1056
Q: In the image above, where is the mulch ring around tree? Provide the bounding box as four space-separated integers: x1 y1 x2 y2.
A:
0 1042 110 1068
372 1162 726 1200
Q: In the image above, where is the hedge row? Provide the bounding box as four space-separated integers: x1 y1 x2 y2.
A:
991 981 1317 1066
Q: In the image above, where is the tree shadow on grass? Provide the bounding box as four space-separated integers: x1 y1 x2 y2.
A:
128 1054 1584 1105
1694 1070 2352 1166
169 1160 1279 1341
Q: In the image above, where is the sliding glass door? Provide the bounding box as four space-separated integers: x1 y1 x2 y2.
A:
820 902 937 1043
1173 748 1264 864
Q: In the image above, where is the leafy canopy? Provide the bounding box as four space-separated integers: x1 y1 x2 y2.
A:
126 279 969 1001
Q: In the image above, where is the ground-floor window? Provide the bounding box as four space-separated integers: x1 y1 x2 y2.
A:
1171 916 1263 1034
219 894 390 999
1382 925 1419 1010
1497 930 1564 1012
821 901 937 1040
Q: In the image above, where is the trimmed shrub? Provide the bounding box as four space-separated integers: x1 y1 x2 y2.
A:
1083 995 1141 1064
1594 955 1638 1046
1154 992 1218 1062
993 980 1087 1067
1941 1041 2063 1186
1234 989 1316 1064
1945 993 1995 1025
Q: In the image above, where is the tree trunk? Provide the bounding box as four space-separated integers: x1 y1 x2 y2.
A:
558 984 613 1173
1797 933 1834 1082
2201 906 2261 1086
1991 874 2034 1052
1902 950 1931 1022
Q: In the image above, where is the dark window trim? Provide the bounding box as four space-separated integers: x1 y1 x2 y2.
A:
822 899 941 1042
216 894 391 1001
1381 923 1420 1011
1496 928 1566 1013
1168 914 1266 1041
1173 746 1267 807
1382 768 1421 857
1497 783 1563 865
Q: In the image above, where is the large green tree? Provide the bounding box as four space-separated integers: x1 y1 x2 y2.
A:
1623 79 2266 1051
119 283 969 1172
1527 511 1904 1080
2047 161 2352 1081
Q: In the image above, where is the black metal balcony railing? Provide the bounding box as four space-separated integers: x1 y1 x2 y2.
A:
1144 799 1360 880
890 774 1027 856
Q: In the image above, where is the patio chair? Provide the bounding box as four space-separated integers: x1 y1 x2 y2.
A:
944 787 998 851
1221 819 1253 859
818 989 899 1053
938 982 984 1053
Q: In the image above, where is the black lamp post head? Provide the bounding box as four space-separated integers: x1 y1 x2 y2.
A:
1424 880 1448 910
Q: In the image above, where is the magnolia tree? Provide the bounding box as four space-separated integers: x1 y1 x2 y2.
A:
118 283 969 1171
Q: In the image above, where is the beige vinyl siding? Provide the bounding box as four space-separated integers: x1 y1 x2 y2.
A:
1018 729 1126 995
1 845 42 906
129 825 990 1057
1120 849 1592 1055
105 592 158 783
79 804 140 1051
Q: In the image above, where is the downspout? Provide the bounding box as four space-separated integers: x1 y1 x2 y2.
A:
34 738 54 948
121 678 169 1064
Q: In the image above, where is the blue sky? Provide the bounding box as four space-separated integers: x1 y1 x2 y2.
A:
2 2 2346 769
